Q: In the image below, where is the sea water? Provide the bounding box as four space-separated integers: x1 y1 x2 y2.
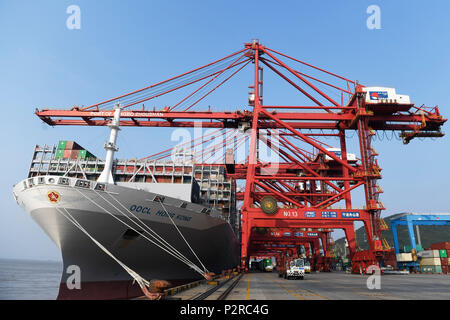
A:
0 258 62 300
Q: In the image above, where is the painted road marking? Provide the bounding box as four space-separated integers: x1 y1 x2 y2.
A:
267 277 307 300
246 273 250 300
296 287 330 300
352 290 399 300
266 274 329 300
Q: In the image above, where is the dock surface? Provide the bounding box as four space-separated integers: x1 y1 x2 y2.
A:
222 271 450 300
136 271 450 300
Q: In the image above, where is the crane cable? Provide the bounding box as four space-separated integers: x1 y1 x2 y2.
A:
95 54 247 111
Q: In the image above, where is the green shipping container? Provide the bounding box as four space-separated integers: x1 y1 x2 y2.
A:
77 150 94 159
57 140 67 150
78 149 96 160
405 244 423 252
420 266 435 273
55 149 65 159
78 150 87 159
421 265 443 274
440 250 448 258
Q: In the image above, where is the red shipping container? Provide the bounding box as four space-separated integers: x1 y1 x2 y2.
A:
63 149 79 159
442 265 449 274
384 259 397 269
384 249 396 259
441 258 449 266
64 141 83 150
431 242 450 250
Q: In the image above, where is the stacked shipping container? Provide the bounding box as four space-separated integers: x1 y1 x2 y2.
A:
383 249 398 269
55 141 96 160
429 242 450 274
418 242 450 274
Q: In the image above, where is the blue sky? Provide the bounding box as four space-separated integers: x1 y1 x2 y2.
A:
0 0 449 261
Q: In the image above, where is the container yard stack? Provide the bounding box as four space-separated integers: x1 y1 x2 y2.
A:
419 250 442 274
430 242 450 274
391 214 450 272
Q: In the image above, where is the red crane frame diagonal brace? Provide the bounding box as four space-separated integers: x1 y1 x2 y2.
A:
259 108 357 172
261 47 340 107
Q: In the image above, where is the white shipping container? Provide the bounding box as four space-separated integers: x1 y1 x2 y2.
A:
396 253 413 262
419 250 431 258
420 258 441 266
421 250 440 258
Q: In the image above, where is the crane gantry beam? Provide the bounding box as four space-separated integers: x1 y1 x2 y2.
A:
36 108 445 131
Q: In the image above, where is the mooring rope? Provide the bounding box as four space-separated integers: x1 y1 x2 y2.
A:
71 187 206 276
100 190 198 268
55 207 150 290
98 189 208 274
156 198 209 274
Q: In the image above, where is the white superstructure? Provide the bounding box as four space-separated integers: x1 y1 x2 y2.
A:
324 148 357 162
362 86 411 104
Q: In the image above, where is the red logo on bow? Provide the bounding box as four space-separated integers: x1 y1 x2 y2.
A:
47 191 60 203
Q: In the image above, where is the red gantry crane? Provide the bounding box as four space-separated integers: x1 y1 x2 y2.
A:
36 40 446 273
249 228 332 272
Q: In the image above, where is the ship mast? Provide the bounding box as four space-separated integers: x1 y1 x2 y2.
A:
97 103 121 184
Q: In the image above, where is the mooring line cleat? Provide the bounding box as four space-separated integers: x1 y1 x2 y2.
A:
203 272 215 281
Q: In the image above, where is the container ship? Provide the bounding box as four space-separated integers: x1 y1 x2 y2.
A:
12 108 240 299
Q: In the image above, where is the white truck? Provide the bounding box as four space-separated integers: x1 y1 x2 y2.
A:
284 258 305 280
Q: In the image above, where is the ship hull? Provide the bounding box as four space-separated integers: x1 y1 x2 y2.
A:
13 176 240 300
